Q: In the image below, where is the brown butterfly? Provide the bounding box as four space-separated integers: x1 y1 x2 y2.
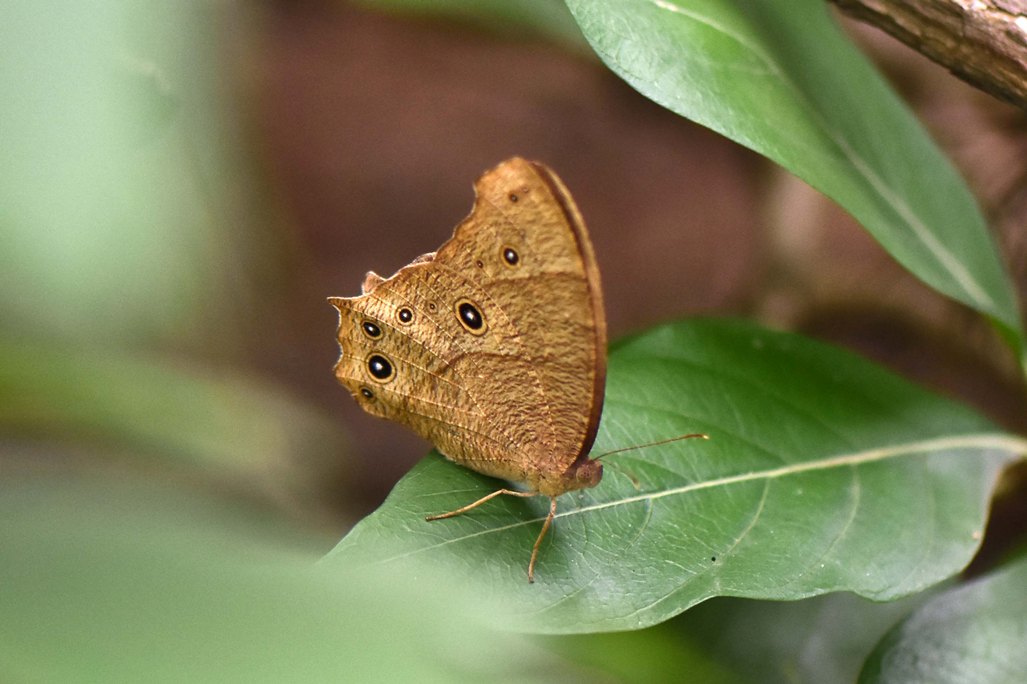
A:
330 157 702 581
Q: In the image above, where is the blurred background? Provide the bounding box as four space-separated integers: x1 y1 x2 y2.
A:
3 0 1026 613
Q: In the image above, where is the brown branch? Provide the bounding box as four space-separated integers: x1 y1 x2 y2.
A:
830 0 1027 110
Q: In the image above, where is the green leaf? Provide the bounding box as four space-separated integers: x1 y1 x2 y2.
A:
0 339 348 496
547 621 741 684
327 319 1024 633
563 0 1024 368
859 557 1027 683
0 2 254 345
0 473 576 682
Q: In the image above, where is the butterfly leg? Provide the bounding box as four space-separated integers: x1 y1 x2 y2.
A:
425 489 556 583
424 488 538 521
527 497 557 583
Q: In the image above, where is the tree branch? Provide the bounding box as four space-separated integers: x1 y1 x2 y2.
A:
830 0 1027 110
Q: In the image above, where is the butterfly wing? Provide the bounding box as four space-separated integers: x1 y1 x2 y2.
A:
331 158 606 496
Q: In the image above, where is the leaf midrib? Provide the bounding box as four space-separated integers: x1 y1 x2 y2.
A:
372 433 1023 561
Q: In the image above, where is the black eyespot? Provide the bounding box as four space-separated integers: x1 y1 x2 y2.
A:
428 302 437 312
475 259 484 269
502 247 519 266
458 302 483 329
397 308 413 324
360 387 374 400
455 299 486 335
367 354 394 381
361 321 382 339
508 192 518 203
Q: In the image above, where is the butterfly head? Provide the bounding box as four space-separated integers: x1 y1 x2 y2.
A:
531 457 602 498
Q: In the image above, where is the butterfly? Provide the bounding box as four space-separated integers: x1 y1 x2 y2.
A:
330 157 702 581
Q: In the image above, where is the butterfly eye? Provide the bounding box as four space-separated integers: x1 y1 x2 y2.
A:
455 299 487 335
397 308 413 324
502 247 519 266
366 354 395 382
361 321 382 339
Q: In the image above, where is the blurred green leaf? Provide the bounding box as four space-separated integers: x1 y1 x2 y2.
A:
0 474 578 683
564 0 1024 369
327 319 1023 633
0 2 251 345
0 339 347 499
548 623 740 684
860 556 1027 683
113 53 181 145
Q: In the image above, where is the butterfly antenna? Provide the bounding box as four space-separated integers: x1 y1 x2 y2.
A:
594 433 708 461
